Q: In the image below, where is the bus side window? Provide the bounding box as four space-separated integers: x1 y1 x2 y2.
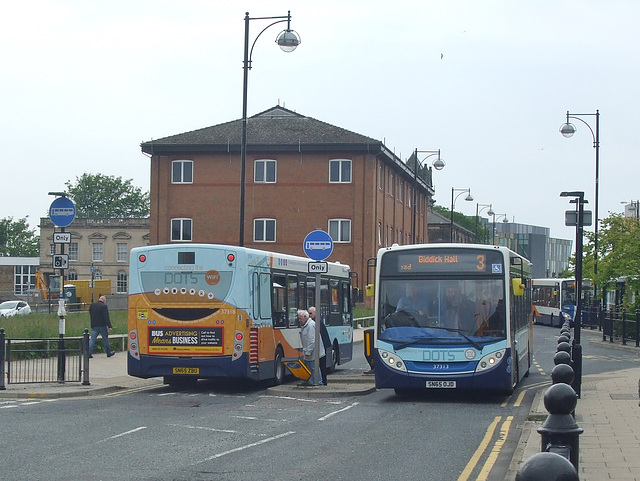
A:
287 275 299 328
272 274 287 328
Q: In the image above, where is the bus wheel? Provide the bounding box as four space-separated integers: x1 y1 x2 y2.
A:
330 341 340 373
273 347 285 385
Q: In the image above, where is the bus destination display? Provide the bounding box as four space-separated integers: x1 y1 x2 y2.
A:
396 251 502 274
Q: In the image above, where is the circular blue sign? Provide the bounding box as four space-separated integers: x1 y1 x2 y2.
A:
49 197 76 227
303 230 334 261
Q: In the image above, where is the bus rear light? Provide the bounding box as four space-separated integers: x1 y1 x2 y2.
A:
235 332 243 341
128 330 140 358
138 254 147 263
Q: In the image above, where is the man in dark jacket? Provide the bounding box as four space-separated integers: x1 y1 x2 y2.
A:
309 306 331 386
89 295 114 358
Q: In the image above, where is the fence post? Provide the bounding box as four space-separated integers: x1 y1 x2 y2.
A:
609 310 614 343
600 309 606 341
83 328 90 386
622 309 627 346
636 310 639 348
0 328 5 390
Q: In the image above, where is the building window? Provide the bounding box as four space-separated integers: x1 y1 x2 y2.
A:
68 242 78 261
50 244 55 256
117 243 128 262
14 265 36 295
67 269 78 281
329 159 351 183
328 219 351 243
117 270 128 294
254 219 276 242
254 159 276 183
171 218 192 241
172 160 193 184
378 164 384 190
94 269 103 280
92 242 104 262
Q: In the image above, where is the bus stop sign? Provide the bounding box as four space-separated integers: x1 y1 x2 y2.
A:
303 230 333 261
49 197 76 227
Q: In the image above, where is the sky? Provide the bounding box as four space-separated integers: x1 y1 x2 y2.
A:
2 0 639 246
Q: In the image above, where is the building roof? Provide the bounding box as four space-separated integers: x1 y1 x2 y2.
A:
141 106 383 155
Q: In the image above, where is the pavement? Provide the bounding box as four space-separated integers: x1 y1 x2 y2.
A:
2 327 639 480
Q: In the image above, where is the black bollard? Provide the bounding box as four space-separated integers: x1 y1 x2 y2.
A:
557 334 570 344
515 452 578 481
553 350 572 366
537 383 583 471
551 363 574 385
556 341 572 354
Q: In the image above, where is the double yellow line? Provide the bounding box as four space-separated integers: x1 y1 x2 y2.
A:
458 415 513 481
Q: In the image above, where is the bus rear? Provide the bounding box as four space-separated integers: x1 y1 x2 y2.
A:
372 244 531 394
128 244 269 384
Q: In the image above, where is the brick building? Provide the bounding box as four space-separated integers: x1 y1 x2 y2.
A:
141 106 436 296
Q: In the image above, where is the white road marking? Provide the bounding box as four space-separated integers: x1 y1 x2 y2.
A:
318 402 359 421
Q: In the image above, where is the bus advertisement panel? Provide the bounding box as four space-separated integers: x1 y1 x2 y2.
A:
372 244 532 395
128 244 353 385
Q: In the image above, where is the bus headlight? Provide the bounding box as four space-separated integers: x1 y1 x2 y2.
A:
475 349 505 373
378 349 407 372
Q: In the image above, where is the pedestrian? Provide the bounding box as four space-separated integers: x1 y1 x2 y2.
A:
297 309 324 386
309 306 331 386
89 295 115 358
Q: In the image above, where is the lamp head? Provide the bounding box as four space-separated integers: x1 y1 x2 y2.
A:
559 122 576 138
432 158 445 171
276 29 301 52
465 193 473 202
487 208 495 216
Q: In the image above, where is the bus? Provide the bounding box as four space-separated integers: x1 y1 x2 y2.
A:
531 278 592 327
127 244 353 385
370 244 532 394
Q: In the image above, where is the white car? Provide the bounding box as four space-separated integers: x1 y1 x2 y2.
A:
0 300 32 317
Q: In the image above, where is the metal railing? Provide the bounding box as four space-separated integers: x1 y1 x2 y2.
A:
0 329 91 388
581 307 640 347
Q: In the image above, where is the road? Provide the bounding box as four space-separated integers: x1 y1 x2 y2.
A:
0 325 635 481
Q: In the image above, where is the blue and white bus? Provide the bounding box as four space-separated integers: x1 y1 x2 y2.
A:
531 278 590 327
128 244 353 385
371 244 532 395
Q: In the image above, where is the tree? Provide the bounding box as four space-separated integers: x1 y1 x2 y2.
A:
0 217 40 257
432 204 487 241
65 173 149 218
566 213 640 310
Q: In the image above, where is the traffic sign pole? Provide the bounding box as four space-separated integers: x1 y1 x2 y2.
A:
303 230 334 386
49 193 75 383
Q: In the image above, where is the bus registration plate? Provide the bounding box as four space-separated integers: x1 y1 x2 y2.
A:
426 380 456 388
173 367 199 375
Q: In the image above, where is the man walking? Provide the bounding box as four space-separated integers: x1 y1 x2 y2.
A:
89 295 115 358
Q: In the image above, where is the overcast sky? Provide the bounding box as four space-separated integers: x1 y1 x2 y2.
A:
2 0 638 246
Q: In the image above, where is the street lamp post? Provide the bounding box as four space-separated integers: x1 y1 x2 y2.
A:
239 11 300 247
559 110 600 306
411 149 445 243
491 213 508 245
560 190 586 397
450 188 473 242
475 203 494 243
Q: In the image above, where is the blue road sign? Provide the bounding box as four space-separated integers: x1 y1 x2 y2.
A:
49 197 76 227
303 230 333 261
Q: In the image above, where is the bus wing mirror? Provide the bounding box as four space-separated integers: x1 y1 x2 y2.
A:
512 278 525 297
366 284 375 298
